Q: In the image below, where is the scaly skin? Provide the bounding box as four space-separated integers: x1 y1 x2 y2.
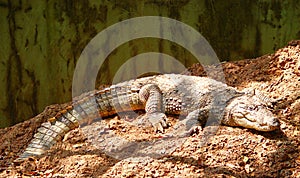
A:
16 74 279 161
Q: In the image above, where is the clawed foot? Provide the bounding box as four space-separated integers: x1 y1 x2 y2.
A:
139 112 170 133
165 115 202 138
136 110 203 136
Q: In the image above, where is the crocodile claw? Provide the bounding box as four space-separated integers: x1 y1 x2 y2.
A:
140 112 169 133
165 115 202 137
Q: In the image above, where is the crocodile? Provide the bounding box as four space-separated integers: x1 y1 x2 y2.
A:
16 74 279 160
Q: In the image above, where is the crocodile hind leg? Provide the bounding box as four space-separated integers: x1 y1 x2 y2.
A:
138 84 169 133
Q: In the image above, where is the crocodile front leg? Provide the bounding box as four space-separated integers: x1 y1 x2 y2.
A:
165 107 209 137
138 84 169 133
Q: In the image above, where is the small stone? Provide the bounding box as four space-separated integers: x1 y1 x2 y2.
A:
245 164 251 173
243 156 249 164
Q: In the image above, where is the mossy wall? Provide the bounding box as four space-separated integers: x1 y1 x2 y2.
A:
0 0 299 127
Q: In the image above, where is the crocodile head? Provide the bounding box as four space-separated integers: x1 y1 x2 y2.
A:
224 94 279 131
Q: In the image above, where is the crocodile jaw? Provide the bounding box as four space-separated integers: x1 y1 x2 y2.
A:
224 95 280 131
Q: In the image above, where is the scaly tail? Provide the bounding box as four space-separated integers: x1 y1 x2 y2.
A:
16 85 142 161
16 93 101 161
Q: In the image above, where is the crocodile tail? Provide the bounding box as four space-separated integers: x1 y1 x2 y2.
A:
16 94 101 161
15 106 78 160
16 85 142 161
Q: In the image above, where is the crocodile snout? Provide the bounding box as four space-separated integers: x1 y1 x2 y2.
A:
261 117 279 130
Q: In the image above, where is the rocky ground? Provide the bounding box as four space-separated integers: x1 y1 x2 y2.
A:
0 41 299 177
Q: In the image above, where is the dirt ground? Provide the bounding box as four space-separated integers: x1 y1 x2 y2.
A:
0 40 299 177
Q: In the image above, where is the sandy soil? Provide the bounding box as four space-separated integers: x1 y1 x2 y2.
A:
0 40 299 177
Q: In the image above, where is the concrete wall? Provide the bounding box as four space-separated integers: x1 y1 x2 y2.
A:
0 0 299 127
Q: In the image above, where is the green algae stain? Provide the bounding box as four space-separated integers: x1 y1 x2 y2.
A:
0 0 299 127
